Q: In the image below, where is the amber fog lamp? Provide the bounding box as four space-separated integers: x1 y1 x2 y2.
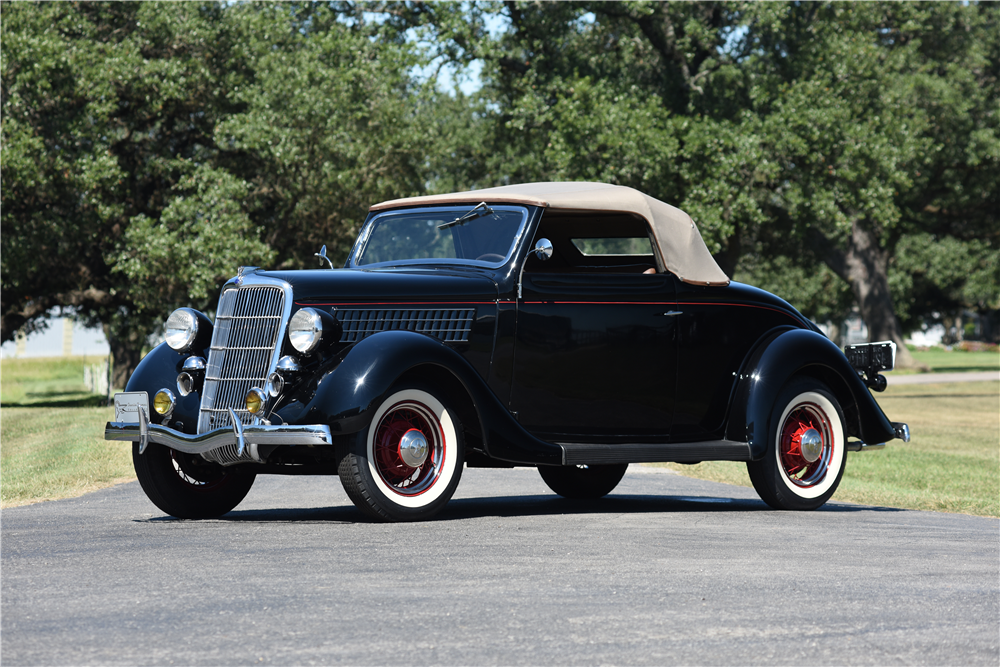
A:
245 388 267 415
153 389 176 416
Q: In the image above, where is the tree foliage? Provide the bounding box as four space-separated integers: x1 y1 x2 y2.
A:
3 1 997 385
409 1 999 362
2 1 429 384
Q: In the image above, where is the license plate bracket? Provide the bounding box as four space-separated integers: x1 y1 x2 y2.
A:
114 392 150 423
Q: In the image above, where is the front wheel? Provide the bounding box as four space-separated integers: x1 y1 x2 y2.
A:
132 443 256 519
538 464 628 499
339 386 464 522
747 378 847 510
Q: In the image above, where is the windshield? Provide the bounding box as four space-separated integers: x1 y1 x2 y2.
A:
353 205 528 268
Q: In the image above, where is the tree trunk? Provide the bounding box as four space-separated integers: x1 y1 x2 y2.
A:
815 220 926 371
105 322 145 390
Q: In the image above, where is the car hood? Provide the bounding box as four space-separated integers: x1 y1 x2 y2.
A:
255 267 499 305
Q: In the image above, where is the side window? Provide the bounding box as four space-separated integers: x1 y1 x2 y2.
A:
570 237 654 257
529 213 659 274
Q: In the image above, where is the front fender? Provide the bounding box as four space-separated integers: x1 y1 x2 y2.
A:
284 330 563 465
726 328 896 459
124 342 203 432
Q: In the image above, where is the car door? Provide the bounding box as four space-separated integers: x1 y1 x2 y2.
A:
510 271 677 442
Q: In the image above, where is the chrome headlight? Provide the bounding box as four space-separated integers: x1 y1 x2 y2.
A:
164 308 199 352
289 308 324 354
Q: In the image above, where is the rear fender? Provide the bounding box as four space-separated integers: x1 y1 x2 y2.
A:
726 329 896 459
285 330 562 465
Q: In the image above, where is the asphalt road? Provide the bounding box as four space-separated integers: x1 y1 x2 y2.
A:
2 467 997 666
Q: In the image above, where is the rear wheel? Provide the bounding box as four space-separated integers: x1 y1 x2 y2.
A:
538 464 628 499
132 443 256 519
747 378 846 510
339 386 464 522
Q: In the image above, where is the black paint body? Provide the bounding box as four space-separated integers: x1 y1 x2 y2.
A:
127 203 897 470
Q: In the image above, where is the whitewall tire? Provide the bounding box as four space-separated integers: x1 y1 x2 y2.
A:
339 386 464 521
747 378 847 511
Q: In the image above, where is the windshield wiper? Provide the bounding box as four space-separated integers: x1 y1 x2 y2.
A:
437 202 493 230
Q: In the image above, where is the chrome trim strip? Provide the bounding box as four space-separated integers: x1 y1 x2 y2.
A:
106 421 333 455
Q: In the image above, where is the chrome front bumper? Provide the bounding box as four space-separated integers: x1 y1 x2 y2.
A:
105 410 333 465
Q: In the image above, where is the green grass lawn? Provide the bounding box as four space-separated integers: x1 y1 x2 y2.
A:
892 347 999 374
657 380 999 517
1 356 133 507
2 354 998 514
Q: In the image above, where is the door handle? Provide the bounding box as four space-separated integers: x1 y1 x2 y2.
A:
657 310 682 317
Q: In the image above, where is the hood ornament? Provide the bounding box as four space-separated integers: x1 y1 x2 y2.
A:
235 265 259 286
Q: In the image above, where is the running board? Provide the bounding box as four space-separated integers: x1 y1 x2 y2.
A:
557 440 751 466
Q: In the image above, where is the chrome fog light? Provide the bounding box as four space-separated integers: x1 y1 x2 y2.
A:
153 389 176 416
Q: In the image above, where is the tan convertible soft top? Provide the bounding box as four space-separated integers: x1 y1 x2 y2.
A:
370 182 730 286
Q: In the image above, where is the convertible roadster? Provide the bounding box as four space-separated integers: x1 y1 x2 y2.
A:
106 182 909 521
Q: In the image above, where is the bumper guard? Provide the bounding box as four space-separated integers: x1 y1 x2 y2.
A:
105 416 333 463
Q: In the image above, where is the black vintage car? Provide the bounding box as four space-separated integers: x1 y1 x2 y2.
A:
106 182 909 521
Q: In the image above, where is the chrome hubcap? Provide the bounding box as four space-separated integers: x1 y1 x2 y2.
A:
398 428 429 468
800 427 823 463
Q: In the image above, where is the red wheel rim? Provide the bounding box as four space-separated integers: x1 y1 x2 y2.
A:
372 400 444 496
779 402 833 488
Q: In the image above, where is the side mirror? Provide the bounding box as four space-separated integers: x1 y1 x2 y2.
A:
518 238 554 299
314 244 334 269
530 238 553 261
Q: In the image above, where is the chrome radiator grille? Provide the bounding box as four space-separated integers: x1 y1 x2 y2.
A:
337 308 474 343
198 284 287 434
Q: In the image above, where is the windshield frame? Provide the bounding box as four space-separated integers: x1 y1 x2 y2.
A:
347 205 531 270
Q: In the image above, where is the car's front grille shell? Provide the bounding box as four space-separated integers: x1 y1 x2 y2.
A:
198 282 289 435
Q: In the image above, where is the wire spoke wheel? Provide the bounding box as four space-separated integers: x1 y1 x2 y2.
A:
747 378 846 511
169 449 227 490
778 403 834 488
371 402 444 496
339 386 464 522
132 443 256 519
